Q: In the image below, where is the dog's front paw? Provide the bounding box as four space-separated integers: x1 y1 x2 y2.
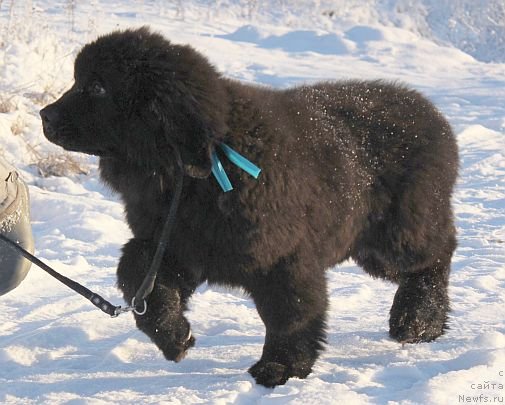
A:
158 328 195 362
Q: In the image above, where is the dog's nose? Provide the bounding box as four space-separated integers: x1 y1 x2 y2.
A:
40 105 59 125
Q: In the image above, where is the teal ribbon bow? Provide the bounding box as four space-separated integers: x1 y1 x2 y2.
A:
211 143 261 192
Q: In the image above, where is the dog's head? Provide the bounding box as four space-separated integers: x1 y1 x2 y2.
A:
40 27 227 178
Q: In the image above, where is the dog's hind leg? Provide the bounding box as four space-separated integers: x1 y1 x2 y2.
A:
248 254 328 387
354 236 454 343
353 202 457 344
388 237 455 343
117 238 197 362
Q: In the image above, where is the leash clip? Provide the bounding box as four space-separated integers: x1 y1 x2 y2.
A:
131 297 147 315
112 297 148 317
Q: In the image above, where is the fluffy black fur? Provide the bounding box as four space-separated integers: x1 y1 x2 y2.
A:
40 27 458 387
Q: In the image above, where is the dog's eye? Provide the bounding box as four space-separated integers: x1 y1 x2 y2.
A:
89 82 106 96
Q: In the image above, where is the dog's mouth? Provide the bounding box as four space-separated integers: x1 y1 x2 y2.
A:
59 142 110 157
61 143 108 156
40 106 111 157
43 127 108 157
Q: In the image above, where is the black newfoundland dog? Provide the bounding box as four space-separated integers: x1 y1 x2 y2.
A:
40 27 458 387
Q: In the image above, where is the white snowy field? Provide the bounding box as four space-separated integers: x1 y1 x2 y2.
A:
0 1 504 404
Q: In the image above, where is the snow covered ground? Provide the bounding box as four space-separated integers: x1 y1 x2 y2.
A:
0 1 504 404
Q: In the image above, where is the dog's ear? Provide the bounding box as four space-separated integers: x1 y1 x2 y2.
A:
161 91 217 179
129 49 227 179
146 90 221 179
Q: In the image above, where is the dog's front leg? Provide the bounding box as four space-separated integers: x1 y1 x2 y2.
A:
116 238 195 362
133 283 195 362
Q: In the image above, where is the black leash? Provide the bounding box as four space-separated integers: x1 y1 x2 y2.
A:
131 145 184 313
0 233 121 316
0 147 185 318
